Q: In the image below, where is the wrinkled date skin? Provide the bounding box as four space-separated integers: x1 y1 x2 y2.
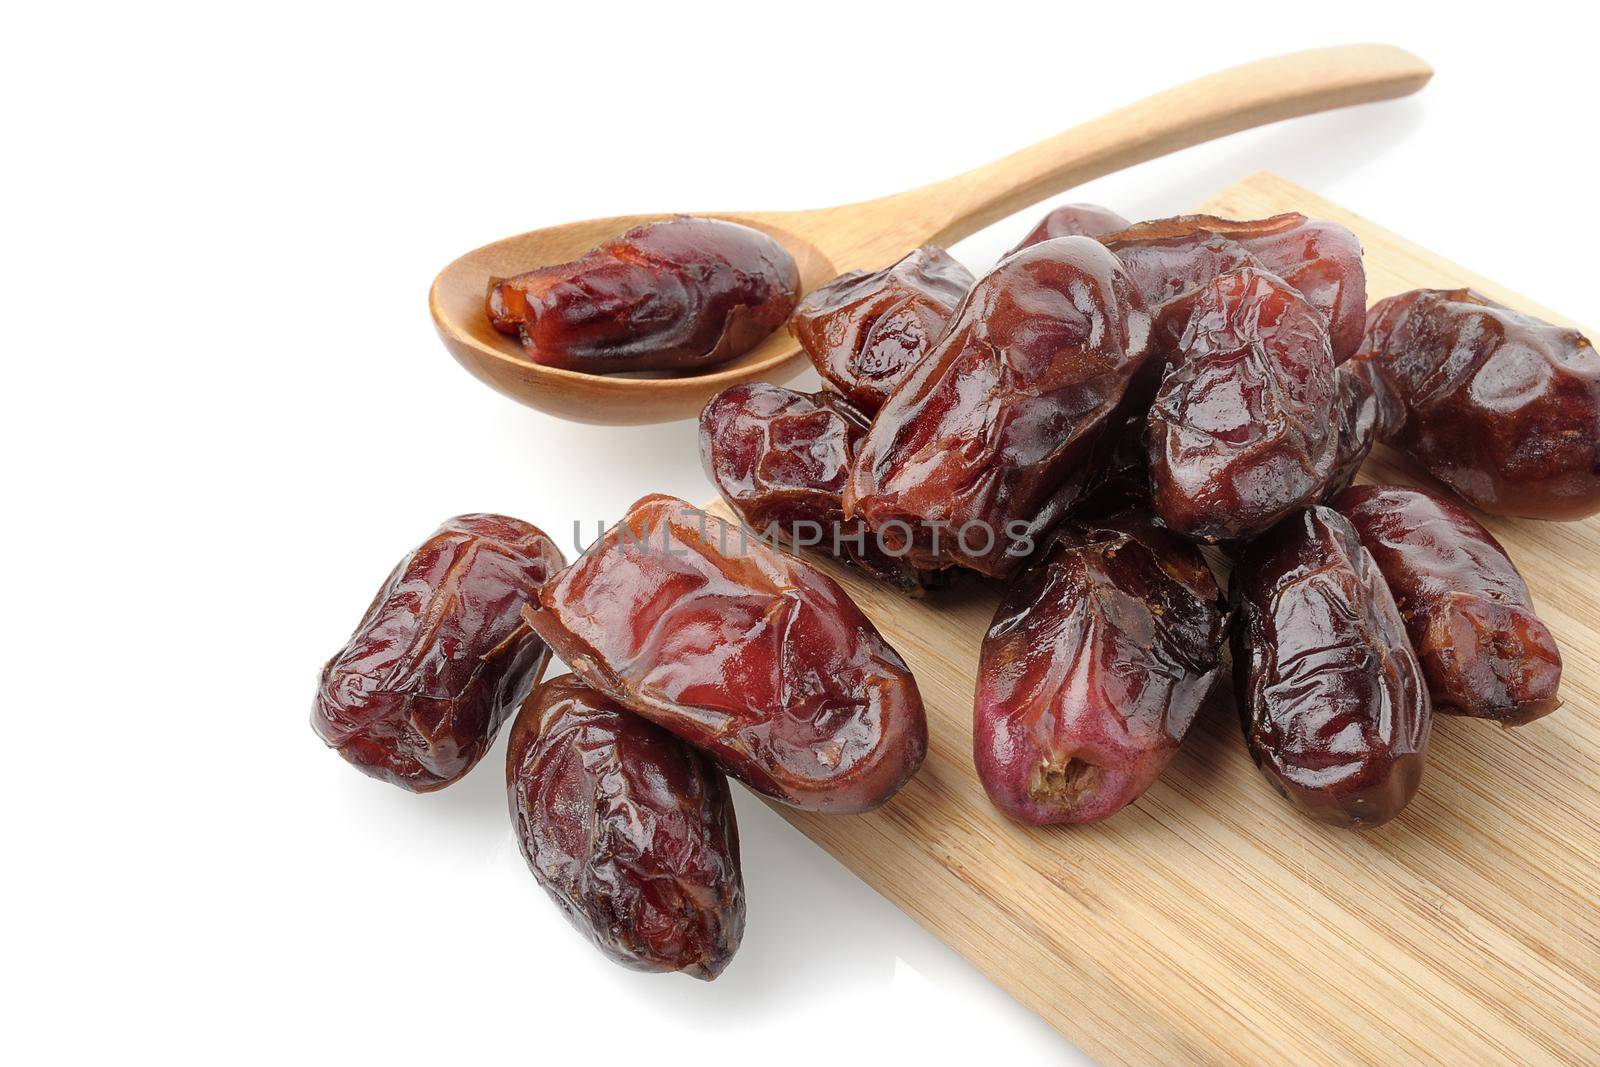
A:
487 217 800 374
1147 269 1338 543
1005 203 1132 256
507 676 745 980
845 237 1156 578
522 495 928 813
1232 507 1432 828
699 383 940 593
1332 485 1562 725
975 513 1225 824
1324 363 1380 499
789 245 973 414
313 514 566 791
1102 213 1366 362
1344 289 1600 519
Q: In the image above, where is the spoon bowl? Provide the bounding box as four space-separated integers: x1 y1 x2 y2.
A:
430 44 1432 425
431 212 839 424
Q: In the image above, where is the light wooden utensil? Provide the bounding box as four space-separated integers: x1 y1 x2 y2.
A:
430 44 1431 424
726 172 1600 1066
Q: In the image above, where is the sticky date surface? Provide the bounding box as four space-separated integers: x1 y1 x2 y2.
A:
1345 288 1600 518
845 236 1156 578
790 245 973 414
699 383 938 592
1147 269 1337 543
975 512 1224 824
1232 507 1431 828
313 514 565 792
522 494 928 813
1006 203 1132 256
1102 213 1366 362
1332 485 1561 725
1324 364 1381 498
507 676 744 979
487 217 799 374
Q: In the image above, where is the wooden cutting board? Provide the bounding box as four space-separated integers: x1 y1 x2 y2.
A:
709 172 1600 1066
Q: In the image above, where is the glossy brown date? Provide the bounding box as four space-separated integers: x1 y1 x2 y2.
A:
1005 203 1131 256
1102 213 1366 362
1146 268 1337 543
1344 289 1600 519
1232 506 1432 829
975 512 1225 824
844 236 1156 578
1324 363 1380 498
699 383 940 593
312 514 565 792
1332 485 1562 725
507 676 744 980
487 217 799 373
789 245 973 414
522 494 928 813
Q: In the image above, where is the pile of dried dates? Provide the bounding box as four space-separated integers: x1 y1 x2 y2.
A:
704 202 1591 832
314 496 927 980
316 204 1594 981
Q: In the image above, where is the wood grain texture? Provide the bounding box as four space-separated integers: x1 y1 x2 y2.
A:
710 173 1599 1066
431 46 1429 424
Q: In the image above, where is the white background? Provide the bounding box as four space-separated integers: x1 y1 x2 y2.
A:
5 3 1595 1063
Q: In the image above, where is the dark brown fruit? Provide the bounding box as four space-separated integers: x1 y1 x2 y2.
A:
1006 203 1132 256
1344 289 1600 519
487 217 799 374
975 511 1224 824
845 236 1156 578
507 676 744 980
1332 485 1561 725
699 383 941 593
313 514 565 792
1232 506 1432 829
789 245 972 414
1146 268 1337 543
522 495 928 813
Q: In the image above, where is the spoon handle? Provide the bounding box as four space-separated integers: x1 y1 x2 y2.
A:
819 44 1430 263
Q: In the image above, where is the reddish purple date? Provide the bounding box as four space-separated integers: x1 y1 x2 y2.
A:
1332 485 1561 725
487 217 799 374
313 514 565 792
1146 268 1337 543
507 676 744 979
844 236 1156 578
1005 203 1131 256
789 245 972 414
975 512 1224 824
1344 288 1600 519
699 383 939 592
522 495 928 813
1102 213 1366 363
1232 506 1432 829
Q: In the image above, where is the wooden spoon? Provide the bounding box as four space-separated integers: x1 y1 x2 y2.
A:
430 44 1430 425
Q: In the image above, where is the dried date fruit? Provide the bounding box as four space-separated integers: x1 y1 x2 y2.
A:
1332 485 1561 725
975 512 1225 824
487 216 799 374
313 514 566 792
522 494 928 813
1324 363 1381 498
844 236 1156 578
1103 213 1366 362
507 675 744 979
789 246 973 414
1005 203 1131 256
1146 268 1337 543
1343 289 1600 519
699 383 941 593
1232 506 1432 828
